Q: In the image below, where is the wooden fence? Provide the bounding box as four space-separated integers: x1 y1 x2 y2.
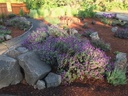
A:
0 3 29 15
0 3 8 15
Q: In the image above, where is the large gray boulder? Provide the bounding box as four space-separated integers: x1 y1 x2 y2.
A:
45 72 61 88
18 51 51 86
0 55 23 89
114 52 127 71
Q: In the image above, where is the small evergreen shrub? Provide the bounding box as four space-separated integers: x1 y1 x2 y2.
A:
19 8 24 16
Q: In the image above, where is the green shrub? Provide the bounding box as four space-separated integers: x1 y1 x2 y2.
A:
19 8 24 16
106 69 127 86
7 13 16 19
7 17 31 31
44 17 60 25
82 29 94 37
91 39 111 51
28 9 39 18
100 17 112 25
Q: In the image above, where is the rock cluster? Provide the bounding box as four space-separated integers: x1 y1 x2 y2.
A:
0 46 62 90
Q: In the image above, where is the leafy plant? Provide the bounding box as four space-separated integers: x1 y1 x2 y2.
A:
91 39 111 51
114 28 128 39
106 69 127 86
100 17 112 25
19 8 24 16
7 17 31 31
44 17 60 25
82 29 94 37
7 13 16 19
36 36 110 84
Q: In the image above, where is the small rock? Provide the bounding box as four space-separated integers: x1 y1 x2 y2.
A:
5 35 12 40
114 52 127 71
90 32 100 40
83 22 88 28
5 47 20 59
67 28 78 36
45 72 61 88
91 20 96 25
111 27 118 33
34 80 46 90
16 47 29 54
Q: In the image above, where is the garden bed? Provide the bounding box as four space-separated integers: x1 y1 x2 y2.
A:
0 17 128 96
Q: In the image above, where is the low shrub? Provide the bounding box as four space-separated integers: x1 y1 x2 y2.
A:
0 25 11 35
114 28 128 39
106 69 127 86
28 9 39 18
100 17 112 25
7 17 31 31
7 13 16 19
82 29 94 37
22 27 48 49
91 39 111 51
38 36 110 84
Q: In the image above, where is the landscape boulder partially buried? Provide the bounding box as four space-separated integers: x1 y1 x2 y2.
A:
0 55 23 89
18 51 51 86
114 52 127 71
90 32 100 40
45 72 61 88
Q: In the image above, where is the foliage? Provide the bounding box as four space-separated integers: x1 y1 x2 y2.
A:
19 8 24 16
44 17 60 25
106 69 127 86
0 25 11 43
28 9 39 18
0 25 11 35
7 13 16 19
7 17 31 31
22 27 48 49
48 25 68 37
114 28 128 39
82 29 94 37
100 17 112 25
23 31 110 85
91 39 111 51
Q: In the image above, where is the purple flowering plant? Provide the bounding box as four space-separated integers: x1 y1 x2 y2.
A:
102 13 116 18
22 26 111 85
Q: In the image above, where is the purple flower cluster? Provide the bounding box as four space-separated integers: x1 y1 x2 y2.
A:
102 13 116 18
